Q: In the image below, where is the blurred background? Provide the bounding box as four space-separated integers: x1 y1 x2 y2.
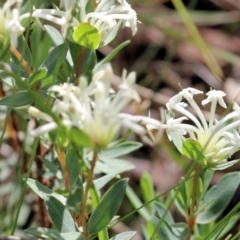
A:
103 0 240 238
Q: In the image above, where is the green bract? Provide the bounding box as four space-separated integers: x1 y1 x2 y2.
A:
72 23 101 50
182 139 207 166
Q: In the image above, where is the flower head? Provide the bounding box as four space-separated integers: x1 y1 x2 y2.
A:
0 0 24 48
165 88 240 170
24 0 138 48
28 64 160 149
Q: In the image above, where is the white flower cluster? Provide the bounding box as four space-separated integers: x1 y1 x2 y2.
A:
28 64 161 149
1 0 137 48
164 88 240 169
0 0 24 48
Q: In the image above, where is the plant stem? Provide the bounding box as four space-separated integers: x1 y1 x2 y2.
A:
9 47 32 76
57 147 70 189
81 151 98 240
75 47 86 79
186 164 202 240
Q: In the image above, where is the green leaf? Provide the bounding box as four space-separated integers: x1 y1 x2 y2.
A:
172 177 191 216
210 214 239 240
25 227 84 240
69 127 94 149
25 227 64 240
95 41 130 71
0 91 33 107
197 172 240 224
30 22 53 70
182 139 207 165
17 35 32 67
68 41 96 75
80 48 96 74
211 159 240 170
170 223 189 239
172 189 186 217
152 201 178 240
126 185 151 221
192 236 203 240
140 172 155 209
201 170 213 197
73 23 100 50
100 142 142 159
39 156 62 180
45 195 77 233
96 158 135 174
44 25 73 66
29 67 48 85
66 148 82 186
66 180 83 213
0 70 15 86
41 43 68 78
45 24 64 46
109 232 136 240
27 178 66 205
204 202 240 240
88 179 128 234
60 232 84 240
93 174 117 192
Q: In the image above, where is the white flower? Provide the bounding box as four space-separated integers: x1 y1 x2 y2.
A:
28 65 159 149
89 0 137 32
165 88 240 169
23 0 137 46
0 0 24 48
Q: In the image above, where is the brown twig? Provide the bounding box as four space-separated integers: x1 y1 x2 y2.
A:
75 47 87 80
9 47 32 76
57 147 70 189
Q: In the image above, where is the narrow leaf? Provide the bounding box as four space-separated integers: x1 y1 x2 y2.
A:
66 183 83 213
25 227 63 240
41 43 68 77
88 179 128 234
45 195 77 233
95 41 130 71
27 178 66 205
100 142 142 159
197 172 240 224
0 91 33 107
66 148 82 186
29 67 48 85
109 232 136 240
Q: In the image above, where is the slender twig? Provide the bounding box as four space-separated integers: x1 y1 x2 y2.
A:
75 47 87 79
57 147 70 189
9 47 32 76
81 151 98 240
